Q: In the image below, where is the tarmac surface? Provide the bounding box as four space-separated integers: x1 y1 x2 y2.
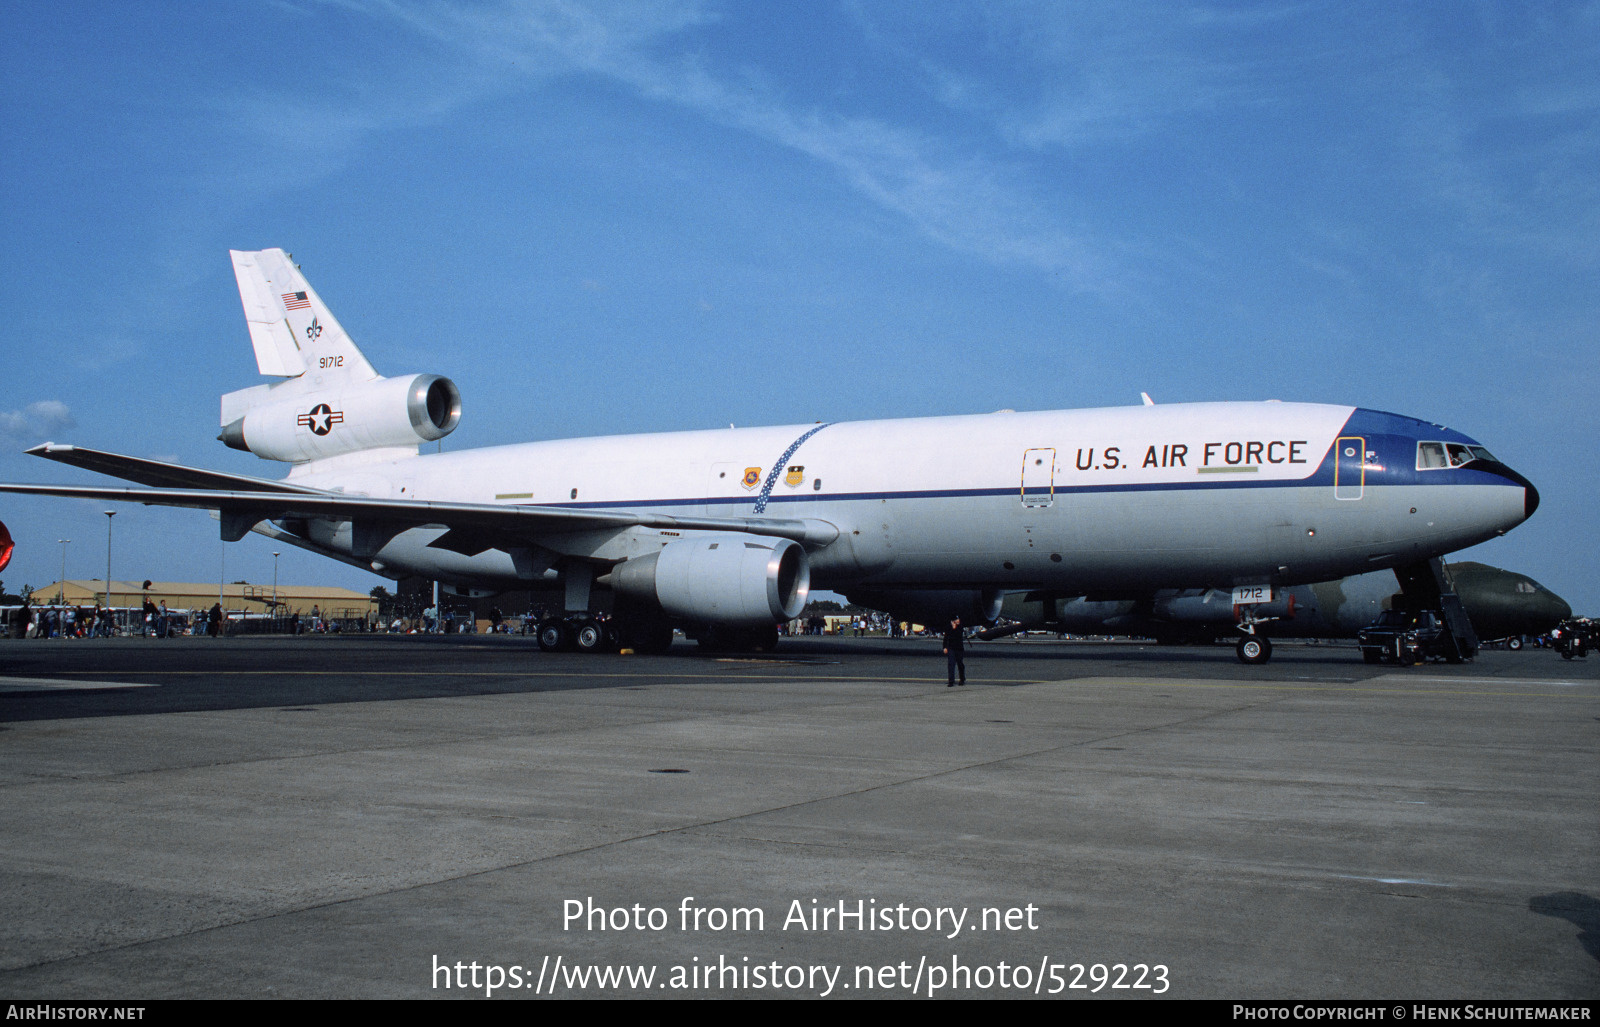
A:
0 633 1595 1000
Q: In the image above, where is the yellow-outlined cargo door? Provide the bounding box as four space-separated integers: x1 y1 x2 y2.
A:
1022 448 1056 507
1334 436 1365 500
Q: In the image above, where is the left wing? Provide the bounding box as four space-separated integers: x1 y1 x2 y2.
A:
0 482 840 554
25 443 327 493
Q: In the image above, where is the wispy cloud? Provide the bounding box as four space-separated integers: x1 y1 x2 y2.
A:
315 0 1104 283
0 401 76 448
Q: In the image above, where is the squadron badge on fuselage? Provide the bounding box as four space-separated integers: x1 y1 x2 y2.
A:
784 465 805 488
742 467 761 490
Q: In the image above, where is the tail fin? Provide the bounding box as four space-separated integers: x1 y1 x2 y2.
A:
220 249 460 467
230 249 377 382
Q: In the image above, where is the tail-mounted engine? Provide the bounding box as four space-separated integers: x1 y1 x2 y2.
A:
219 373 461 463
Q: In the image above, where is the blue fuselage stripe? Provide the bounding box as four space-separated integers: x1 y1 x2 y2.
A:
522 465 1517 513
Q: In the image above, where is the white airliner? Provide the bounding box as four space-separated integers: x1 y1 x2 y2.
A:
0 249 1539 656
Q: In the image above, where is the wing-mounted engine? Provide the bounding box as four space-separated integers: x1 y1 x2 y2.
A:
219 373 461 464
608 535 810 626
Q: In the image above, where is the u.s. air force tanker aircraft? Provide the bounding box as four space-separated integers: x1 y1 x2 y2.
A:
0 249 1539 655
972 561 1569 652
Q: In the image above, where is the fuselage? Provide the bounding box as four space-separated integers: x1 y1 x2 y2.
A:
284 400 1537 597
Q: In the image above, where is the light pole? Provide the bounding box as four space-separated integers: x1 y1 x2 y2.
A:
57 539 69 604
104 511 115 632
272 551 280 618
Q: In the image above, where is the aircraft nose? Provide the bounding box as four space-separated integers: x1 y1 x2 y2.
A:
1476 461 1539 521
1541 590 1572 624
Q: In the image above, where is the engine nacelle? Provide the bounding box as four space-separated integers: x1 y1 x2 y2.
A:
220 374 461 463
611 535 809 626
845 588 1005 627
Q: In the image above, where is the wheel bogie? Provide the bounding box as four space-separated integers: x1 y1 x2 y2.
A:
537 618 574 652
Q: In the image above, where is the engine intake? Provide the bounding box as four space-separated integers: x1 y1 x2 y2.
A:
610 535 809 626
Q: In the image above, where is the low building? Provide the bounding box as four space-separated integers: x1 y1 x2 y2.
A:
31 580 377 621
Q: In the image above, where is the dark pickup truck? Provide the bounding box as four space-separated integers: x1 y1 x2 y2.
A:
1357 609 1464 665
1550 618 1594 660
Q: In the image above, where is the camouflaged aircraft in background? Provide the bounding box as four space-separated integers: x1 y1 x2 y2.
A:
980 561 1569 652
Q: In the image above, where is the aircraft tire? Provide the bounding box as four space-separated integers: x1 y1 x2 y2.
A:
537 619 574 653
574 620 608 653
1507 636 1523 651
1236 635 1271 664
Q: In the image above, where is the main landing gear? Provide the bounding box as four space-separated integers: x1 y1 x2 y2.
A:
536 614 674 654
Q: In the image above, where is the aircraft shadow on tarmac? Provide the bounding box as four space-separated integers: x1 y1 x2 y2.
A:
1529 892 1600 963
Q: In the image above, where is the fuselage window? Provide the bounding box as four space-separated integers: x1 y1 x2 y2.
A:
1417 442 1448 469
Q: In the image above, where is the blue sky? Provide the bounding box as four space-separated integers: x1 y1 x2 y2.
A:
2 1 1596 613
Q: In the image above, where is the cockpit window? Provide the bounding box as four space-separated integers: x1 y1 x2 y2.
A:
1416 441 1496 470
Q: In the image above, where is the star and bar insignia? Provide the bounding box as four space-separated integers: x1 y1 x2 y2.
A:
296 403 345 436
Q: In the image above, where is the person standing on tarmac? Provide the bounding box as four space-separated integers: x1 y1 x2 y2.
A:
943 616 967 687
